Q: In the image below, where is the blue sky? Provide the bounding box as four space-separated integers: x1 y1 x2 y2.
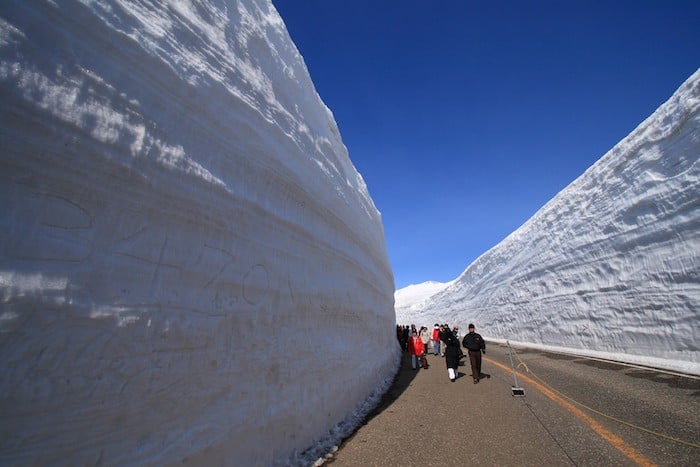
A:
272 1 700 289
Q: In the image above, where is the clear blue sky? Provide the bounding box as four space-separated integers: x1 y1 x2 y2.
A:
272 0 700 289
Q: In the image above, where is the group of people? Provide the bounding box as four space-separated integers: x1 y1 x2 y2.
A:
396 323 486 384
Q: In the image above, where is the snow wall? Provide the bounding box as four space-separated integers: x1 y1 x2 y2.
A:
0 1 399 464
407 70 700 376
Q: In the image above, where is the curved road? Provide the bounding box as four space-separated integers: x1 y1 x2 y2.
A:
326 343 700 466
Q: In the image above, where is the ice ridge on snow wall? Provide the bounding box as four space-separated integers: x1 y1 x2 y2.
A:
415 70 700 375
0 1 399 464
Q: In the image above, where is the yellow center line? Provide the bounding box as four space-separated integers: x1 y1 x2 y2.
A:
485 357 657 467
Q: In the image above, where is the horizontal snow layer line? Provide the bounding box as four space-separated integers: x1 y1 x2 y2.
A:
489 338 700 377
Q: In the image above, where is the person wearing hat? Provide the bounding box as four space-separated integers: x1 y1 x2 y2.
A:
462 323 486 383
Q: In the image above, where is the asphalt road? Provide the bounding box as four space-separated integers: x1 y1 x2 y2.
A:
325 343 700 466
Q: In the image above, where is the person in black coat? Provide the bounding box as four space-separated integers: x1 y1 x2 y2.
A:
440 325 460 382
462 323 486 383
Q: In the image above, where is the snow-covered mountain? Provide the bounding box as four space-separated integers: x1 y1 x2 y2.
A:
0 1 398 464
394 280 452 324
401 70 700 376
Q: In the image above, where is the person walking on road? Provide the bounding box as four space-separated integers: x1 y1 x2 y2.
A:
431 324 441 356
462 323 486 384
419 326 430 356
440 325 461 382
408 330 424 370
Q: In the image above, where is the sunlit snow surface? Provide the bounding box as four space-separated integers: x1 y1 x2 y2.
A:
398 70 700 376
0 1 398 464
394 280 452 323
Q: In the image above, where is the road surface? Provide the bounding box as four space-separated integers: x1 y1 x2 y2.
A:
326 343 700 466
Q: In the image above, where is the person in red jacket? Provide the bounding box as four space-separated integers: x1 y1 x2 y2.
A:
408 330 424 370
431 324 441 356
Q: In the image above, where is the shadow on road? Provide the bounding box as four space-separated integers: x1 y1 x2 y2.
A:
516 344 700 397
356 351 419 426
626 368 700 394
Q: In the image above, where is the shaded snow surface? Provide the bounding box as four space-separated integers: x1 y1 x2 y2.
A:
0 1 399 464
397 70 700 376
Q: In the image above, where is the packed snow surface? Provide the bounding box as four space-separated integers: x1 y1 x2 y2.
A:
398 70 700 376
0 0 399 464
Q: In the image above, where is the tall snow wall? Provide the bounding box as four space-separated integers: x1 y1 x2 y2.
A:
0 1 399 464
413 70 700 375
